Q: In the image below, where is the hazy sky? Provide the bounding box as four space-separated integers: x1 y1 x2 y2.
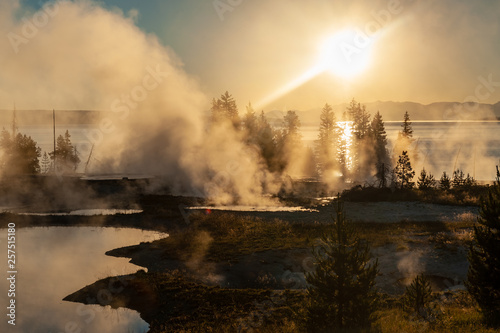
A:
11 0 500 110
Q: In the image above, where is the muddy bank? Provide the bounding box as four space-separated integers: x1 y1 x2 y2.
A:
64 270 303 333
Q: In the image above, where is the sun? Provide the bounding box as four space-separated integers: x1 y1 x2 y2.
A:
318 29 375 79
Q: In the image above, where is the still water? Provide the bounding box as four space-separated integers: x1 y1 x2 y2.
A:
303 121 500 181
0 227 168 333
16 121 500 181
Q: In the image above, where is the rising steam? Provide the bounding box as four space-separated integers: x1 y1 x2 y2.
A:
0 0 278 205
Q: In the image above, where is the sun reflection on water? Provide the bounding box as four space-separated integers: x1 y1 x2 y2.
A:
338 121 354 174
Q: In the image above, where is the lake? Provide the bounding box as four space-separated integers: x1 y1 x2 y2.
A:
0 226 168 333
302 121 500 181
14 120 500 181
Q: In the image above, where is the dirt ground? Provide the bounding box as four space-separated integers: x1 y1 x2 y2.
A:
107 200 476 295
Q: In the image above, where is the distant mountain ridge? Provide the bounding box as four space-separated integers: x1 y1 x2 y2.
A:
0 110 100 127
268 101 500 126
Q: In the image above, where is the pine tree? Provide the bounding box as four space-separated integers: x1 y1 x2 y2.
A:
276 111 305 176
452 169 466 189
371 111 388 165
440 172 451 190
394 111 416 166
393 151 415 190
0 129 41 175
466 166 500 326
314 103 338 178
417 168 436 190
402 274 433 319
49 130 80 173
210 91 240 128
371 111 389 186
243 102 257 135
399 111 414 141
346 98 370 140
345 99 372 180
282 110 301 140
306 198 379 331
464 173 477 189
256 111 278 172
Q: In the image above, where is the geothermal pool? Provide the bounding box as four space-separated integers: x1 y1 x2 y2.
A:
0 226 168 333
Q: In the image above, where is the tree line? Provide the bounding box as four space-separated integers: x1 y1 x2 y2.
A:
211 91 478 191
0 122 80 175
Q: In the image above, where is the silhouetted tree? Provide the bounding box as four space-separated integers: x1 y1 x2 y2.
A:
282 110 301 141
211 91 240 128
346 99 373 180
466 166 500 326
0 129 41 174
452 169 466 189
440 171 451 190
371 111 389 186
399 111 414 141
402 274 433 319
395 111 416 166
464 173 477 189
255 111 279 172
50 130 80 173
314 103 338 179
417 168 436 190
306 198 379 331
275 111 307 177
346 98 371 140
243 102 258 137
393 151 415 189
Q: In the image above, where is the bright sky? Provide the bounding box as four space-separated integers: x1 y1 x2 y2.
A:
15 0 500 111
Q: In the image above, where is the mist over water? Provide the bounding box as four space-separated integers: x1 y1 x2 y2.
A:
303 121 500 181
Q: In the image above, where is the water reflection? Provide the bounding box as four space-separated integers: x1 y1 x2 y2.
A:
18 209 143 216
0 227 168 333
338 121 354 173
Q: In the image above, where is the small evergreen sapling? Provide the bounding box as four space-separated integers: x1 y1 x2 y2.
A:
402 274 433 319
417 168 436 190
440 171 451 190
393 151 415 189
306 198 379 331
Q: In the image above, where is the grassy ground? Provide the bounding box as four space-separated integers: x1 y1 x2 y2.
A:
65 269 497 333
341 186 487 206
151 210 476 262
85 210 497 332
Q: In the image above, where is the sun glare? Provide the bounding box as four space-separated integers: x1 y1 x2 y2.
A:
338 121 354 171
318 29 375 79
257 28 378 108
